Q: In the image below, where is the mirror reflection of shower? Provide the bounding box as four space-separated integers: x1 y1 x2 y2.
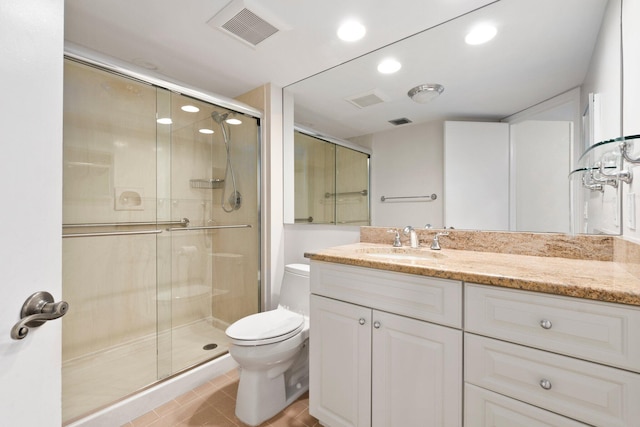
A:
212 111 242 212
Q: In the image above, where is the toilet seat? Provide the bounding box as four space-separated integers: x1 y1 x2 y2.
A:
226 308 304 346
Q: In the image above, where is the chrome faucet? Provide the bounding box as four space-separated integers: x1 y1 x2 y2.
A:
430 232 449 250
403 226 419 248
387 229 402 247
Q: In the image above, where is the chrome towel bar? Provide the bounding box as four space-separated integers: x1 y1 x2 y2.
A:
63 229 164 238
325 190 368 198
62 221 251 237
167 224 252 232
380 194 437 202
63 218 189 228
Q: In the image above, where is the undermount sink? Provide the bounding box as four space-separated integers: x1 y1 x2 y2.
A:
357 247 446 261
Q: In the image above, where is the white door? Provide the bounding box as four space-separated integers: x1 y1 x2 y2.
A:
511 120 572 233
310 295 372 427
0 1 64 425
444 121 510 230
371 310 463 427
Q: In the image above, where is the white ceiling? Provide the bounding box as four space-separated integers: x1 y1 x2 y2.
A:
65 0 609 139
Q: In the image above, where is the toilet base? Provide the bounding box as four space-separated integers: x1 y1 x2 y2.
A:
234 342 309 426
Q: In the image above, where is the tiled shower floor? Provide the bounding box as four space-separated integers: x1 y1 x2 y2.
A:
63 319 230 422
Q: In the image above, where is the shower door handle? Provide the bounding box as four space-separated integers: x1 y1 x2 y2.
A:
10 291 69 340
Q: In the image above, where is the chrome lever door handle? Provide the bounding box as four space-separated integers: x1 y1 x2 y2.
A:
11 291 69 340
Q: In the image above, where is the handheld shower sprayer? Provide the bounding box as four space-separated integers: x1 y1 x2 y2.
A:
211 111 229 124
212 111 241 212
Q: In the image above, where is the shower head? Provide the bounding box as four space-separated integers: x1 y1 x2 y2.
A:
211 111 229 123
212 111 242 125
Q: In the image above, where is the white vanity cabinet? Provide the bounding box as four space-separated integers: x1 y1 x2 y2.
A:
309 261 463 427
464 283 640 427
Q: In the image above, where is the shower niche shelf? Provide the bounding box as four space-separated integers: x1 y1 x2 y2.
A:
190 179 224 189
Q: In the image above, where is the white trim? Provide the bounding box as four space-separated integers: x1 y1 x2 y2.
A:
502 87 581 125
64 43 262 120
294 124 372 155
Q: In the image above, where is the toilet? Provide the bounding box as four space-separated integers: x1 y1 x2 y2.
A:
225 263 310 426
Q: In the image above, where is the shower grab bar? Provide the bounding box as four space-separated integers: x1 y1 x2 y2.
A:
325 190 368 198
167 224 252 232
380 194 437 202
295 217 314 223
62 229 164 238
63 218 190 228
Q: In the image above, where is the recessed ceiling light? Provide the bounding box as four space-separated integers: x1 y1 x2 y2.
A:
337 20 366 42
377 58 402 74
199 128 214 134
156 118 173 125
225 118 242 125
465 24 497 45
181 105 200 113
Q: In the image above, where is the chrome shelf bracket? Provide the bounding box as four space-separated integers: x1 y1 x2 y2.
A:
620 140 640 164
597 161 633 185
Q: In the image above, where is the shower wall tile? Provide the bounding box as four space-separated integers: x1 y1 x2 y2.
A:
62 234 158 361
63 60 158 225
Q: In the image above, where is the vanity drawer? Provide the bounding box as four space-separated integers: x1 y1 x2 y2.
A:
465 334 640 427
465 383 589 427
310 261 462 328
465 283 640 372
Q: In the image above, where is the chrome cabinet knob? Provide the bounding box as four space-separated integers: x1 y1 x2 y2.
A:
539 319 553 330
358 318 365 325
373 321 381 329
539 379 552 390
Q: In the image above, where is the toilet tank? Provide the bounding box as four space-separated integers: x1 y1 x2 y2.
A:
278 263 310 315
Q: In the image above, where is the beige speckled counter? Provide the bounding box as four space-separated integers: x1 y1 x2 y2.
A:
306 242 640 307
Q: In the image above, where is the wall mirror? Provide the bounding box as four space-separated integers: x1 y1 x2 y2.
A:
283 0 622 234
294 129 370 225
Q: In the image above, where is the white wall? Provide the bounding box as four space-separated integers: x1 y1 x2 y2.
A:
622 0 640 243
283 224 360 265
579 0 623 235
364 121 444 228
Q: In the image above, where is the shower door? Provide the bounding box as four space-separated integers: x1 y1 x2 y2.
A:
61 58 260 423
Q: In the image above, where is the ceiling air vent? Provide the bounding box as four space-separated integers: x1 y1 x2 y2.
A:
345 90 388 109
389 118 413 126
207 0 282 48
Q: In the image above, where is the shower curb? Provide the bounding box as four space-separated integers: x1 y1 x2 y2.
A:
65 355 238 427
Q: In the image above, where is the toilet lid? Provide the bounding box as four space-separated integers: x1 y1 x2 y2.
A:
226 308 304 345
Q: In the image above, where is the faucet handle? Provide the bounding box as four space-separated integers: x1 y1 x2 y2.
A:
430 232 449 250
387 229 402 247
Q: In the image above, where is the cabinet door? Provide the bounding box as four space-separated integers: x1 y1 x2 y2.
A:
310 295 372 427
372 311 462 427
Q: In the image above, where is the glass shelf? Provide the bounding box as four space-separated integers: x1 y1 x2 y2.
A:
576 134 640 165
569 165 617 177
570 134 640 175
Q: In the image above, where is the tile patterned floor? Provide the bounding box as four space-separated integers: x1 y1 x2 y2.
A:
121 369 320 427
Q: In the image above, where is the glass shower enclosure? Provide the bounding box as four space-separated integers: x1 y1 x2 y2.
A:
61 58 261 422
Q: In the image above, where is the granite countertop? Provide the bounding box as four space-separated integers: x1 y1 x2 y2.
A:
306 242 640 307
